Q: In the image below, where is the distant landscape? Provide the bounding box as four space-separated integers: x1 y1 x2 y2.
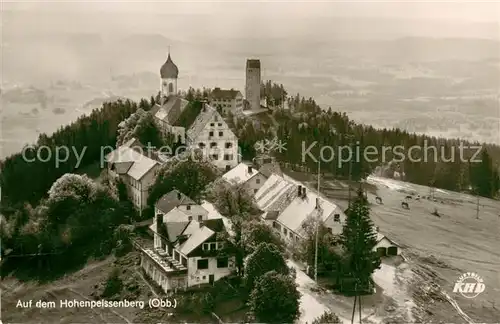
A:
1 10 499 158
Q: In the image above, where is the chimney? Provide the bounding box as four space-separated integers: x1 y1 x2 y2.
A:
302 187 306 197
315 197 320 209
177 191 181 200
298 185 302 196
248 165 253 173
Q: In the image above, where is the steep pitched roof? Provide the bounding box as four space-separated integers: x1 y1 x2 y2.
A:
278 190 338 235
178 226 215 256
156 190 196 214
154 96 190 125
165 221 190 243
211 88 241 100
254 174 295 211
186 103 219 141
105 143 158 181
222 163 259 184
258 162 282 178
160 53 179 79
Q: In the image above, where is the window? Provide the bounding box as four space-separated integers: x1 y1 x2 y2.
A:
219 131 223 137
211 154 219 160
225 142 232 148
334 214 340 222
224 154 233 161
225 165 231 171
210 142 217 148
210 123 215 127
202 243 209 251
198 143 205 148
188 216 193 221
289 231 293 238
198 215 203 221
210 242 217 250
186 205 191 210
203 276 206 280
254 189 258 193
218 123 222 126
217 257 229 268
283 228 288 235
256 178 261 184
209 131 214 137
197 259 209 269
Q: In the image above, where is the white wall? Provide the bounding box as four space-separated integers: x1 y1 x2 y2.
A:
374 237 399 255
191 113 239 170
245 173 267 195
245 67 260 111
187 255 235 287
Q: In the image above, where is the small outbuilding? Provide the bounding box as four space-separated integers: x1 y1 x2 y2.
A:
374 233 400 257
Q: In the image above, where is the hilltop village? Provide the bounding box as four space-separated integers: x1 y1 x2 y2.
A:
104 52 400 293
4 50 499 324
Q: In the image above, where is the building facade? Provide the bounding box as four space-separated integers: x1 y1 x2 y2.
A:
222 163 267 195
245 59 261 111
209 87 244 116
104 138 160 215
186 103 239 171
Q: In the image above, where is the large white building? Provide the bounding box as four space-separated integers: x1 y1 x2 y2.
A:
104 138 160 215
209 87 243 116
245 59 261 111
186 103 239 171
143 191 236 292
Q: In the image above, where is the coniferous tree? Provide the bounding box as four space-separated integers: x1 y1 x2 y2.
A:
340 189 380 292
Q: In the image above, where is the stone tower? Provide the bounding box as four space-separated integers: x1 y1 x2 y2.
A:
160 50 179 99
245 59 261 111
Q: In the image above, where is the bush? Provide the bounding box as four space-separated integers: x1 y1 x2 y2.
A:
102 268 123 298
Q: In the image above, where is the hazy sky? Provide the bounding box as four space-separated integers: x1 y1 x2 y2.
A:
4 0 500 23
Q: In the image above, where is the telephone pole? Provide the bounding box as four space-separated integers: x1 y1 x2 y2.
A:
314 160 320 283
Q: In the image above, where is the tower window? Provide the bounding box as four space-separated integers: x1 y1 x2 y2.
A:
168 83 174 93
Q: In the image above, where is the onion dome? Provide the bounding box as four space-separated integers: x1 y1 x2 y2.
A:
160 54 179 79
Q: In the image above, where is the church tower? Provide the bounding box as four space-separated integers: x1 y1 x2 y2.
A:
160 48 179 99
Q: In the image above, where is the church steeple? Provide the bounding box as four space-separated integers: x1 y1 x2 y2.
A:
160 47 179 99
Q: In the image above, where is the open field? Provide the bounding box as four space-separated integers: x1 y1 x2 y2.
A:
298 170 500 323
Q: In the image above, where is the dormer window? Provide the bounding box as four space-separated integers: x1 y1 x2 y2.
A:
334 214 340 222
186 205 191 210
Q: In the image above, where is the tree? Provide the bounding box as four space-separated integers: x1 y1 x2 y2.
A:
248 270 301 324
207 179 261 276
147 154 220 216
242 221 286 255
134 113 164 148
244 242 289 289
312 311 343 324
295 215 342 277
340 189 380 292
102 267 123 298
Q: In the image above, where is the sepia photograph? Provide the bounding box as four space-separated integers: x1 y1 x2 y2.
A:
1 1 499 323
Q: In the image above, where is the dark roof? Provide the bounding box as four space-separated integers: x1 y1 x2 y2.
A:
211 88 241 100
173 100 202 128
246 59 261 69
166 221 190 242
263 211 279 220
202 218 225 233
155 190 196 214
155 96 190 125
258 162 282 178
111 161 133 174
160 53 179 79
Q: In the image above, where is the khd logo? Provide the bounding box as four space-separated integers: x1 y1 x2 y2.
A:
452 272 485 298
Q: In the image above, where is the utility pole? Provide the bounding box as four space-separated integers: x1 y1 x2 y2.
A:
347 134 354 208
476 194 480 219
314 160 320 283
